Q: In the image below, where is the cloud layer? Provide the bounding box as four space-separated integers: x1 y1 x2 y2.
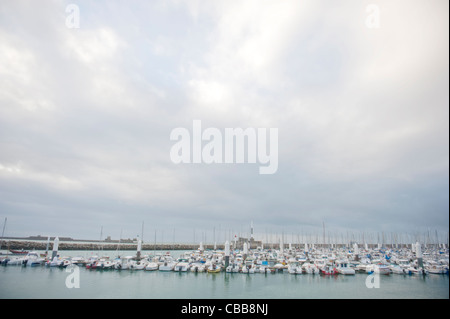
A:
0 0 448 242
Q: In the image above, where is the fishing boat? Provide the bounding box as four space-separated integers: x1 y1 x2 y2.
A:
335 260 355 275
320 264 337 275
86 256 99 269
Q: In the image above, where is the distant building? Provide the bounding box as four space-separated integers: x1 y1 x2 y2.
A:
234 237 261 249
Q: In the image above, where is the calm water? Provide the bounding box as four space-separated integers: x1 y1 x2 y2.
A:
0 250 448 299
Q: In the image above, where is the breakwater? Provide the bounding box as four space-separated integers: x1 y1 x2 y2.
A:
1 240 220 251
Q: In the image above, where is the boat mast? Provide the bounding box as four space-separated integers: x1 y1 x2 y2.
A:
99 226 103 254
154 229 156 257
116 229 123 256
0 217 6 251
322 221 326 250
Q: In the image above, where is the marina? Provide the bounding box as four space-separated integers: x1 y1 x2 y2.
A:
0 237 448 299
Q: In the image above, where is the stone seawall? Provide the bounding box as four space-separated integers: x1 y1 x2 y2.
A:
0 240 269 251
1 240 227 251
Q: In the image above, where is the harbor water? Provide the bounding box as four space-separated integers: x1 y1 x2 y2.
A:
0 250 448 299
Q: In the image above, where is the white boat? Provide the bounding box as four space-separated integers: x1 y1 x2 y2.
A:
259 265 272 274
407 266 428 276
2 250 45 266
302 263 319 275
241 265 249 273
248 265 256 274
426 261 447 275
320 264 337 275
231 263 240 273
145 262 159 271
61 258 72 268
287 260 302 275
96 258 113 270
86 256 99 269
71 257 87 266
314 259 327 270
427 265 446 274
23 251 45 267
159 260 176 271
390 265 406 275
5 256 28 266
273 263 287 272
132 259 148 270
396 259 411 272
174 261 190 272
47 256 64 267
114 256 134 270
366 264 390 275
336 261 355 275
190 262 206 273
355 263 371 273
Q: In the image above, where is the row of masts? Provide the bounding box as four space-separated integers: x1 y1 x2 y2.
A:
1 218 449 251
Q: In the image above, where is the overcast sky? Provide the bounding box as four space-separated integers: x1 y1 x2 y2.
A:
0 0 448 243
